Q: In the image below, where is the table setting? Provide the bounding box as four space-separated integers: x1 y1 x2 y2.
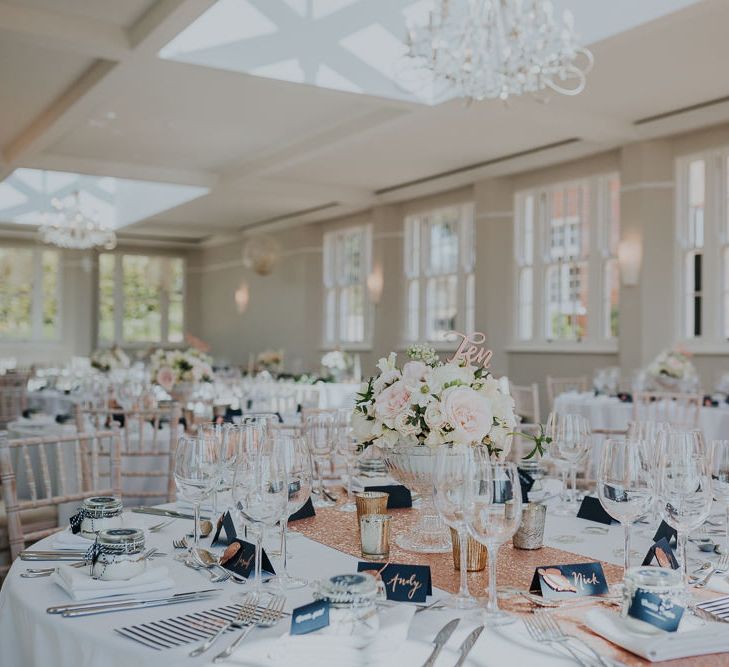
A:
3 340 729 667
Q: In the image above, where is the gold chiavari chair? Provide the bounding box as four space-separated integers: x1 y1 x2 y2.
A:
0 372 30 429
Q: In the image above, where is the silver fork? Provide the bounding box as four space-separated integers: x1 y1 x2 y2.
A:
173 536 188 549
524 615 590 667
695 554 729 588
184 557 230 583
534 612 609 667
189 594 258 656
212 595 286 663
148 518 176 533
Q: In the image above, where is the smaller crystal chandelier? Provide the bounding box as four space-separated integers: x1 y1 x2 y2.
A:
406 0 594 102
38 191 117 250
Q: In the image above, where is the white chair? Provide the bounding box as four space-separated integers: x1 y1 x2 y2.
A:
632 392 701 429
0 372 29 428
509 382 541 460
546 375 589 409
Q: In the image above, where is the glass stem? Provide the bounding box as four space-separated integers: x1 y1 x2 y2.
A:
211 489 218 516
346 461 353 502
623 522 631 574
193 502 200 549
678 531 689 582
570 465 577 507
281 517 289 577
486 544 499 613
254 527 264 596
457 527 470 599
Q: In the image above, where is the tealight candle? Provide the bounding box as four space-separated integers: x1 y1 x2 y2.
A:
80 496 123 539
91 528 147 581
359 514 391 560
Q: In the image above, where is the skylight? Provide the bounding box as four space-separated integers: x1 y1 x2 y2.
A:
0 169 209 230
159 0 702 106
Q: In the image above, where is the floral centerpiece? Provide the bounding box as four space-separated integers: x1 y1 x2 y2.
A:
149 347 214 393
353 344 517 458
257 349 283 374
321 349 351 382
644 347 699 392
90 346 130 373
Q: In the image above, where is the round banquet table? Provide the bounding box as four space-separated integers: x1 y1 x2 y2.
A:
554 391 729 442
1 496 728 667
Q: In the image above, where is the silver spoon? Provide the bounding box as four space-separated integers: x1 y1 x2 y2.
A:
192 548 247 583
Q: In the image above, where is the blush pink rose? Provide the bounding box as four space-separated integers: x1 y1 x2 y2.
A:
156 366 176 391
374 380 412 428
441 386 493 445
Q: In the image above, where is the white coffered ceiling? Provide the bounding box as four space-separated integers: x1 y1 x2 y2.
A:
0 0 727 243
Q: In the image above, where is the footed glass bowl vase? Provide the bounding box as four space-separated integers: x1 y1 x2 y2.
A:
384 444 451 554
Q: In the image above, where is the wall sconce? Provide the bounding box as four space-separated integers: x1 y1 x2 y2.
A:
367 266 384 304
618 237 642 286
234 282 250 314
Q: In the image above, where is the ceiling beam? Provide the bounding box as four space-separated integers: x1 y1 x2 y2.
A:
0 2 131 60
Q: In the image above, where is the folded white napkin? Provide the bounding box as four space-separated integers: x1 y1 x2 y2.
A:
51 565 174 601
706 574 729 594
350 475 397 493
585 608 729 662
51 529 95 550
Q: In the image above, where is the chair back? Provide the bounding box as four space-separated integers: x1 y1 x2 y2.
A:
0 372 30 428
511 382 541 425
75 403 181 505
546 375 588 408
632 392 701 429
0 429 121 562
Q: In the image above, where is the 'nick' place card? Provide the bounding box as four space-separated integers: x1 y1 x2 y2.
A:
357 562 432 602
530 562 609 600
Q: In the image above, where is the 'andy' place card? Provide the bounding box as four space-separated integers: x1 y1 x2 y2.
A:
530 562 609 600
220 539 275 578
357 562 432 602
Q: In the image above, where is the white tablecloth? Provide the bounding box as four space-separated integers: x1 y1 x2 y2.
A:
554 391 729 442
0 501 724 667
27 390 80 417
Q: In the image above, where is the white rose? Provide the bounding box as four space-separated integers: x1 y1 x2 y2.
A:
373 380 412 429
352 411 375 441
427 364 474 394
440 385 494 445
373 369 402 395
424 402 446 430
393 410 420 438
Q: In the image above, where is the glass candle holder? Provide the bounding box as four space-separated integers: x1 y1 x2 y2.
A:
355 492 389 521
621 566 684 633
359 514 391 560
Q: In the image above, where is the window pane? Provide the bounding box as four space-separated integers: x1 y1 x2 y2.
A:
407 280 419 341
518 267 533 340
545 262 587 341
465 273 475 333
426 275 457 341
724 248 729 339
339 285 364 342
325 289 336 343
41 251 59 339
122 255 161 342
340 232 362 285
523 195 534 264
688 159 705 249
98 253 115 344
168 258 184 343
0 248 33 338
428 217 459 275
604 259 619 339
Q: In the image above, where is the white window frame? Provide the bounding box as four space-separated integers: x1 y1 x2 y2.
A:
403 203 475 348
675 149 729 351
97 252 186 348
0 246 62 342
511 174 620 352
322 225 373 351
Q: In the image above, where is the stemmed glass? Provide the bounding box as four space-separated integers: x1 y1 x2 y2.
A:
336 431 360 513
546 413 591 516
597 438 654 574
174 434 220 551
709 440 729 554
232 434 288 596
269 433 312 590
305 413 336 508
465 453 522 625
433 445 479 609
198 422 225 515
657 429 712 582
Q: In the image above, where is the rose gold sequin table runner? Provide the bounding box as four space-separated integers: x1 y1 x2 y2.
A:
289 497 729 667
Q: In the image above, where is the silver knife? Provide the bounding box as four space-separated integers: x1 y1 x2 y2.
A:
454 625 483 667
422 618 460 667
47 589 218 614
61 591 220 617
132 507 210 520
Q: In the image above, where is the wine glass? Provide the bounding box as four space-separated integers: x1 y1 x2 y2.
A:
465 453 522 625
597 438 654 574
232 434 288 596
433 445 479 609
268 433 312 590
336 431 360 513
198 422 225 514
657 429 713 582
709 440 729 554
546 412 591 516
174 434 220 550
305 413 336 508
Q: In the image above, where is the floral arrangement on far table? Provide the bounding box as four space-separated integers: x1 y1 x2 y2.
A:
149 347 214 391
90 346 130 373
352 344 518 458
644 347 699 391
257 349 284 373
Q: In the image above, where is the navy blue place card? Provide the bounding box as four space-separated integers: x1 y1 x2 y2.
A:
364 485 412 509
530 562 609 600
576 496 616 526
653 521 677 545
220 539 275 578
289 497 316 522
628 589 684 632
212 511 237 546
290 600 330 635
642 537 680 569
517 468 534 503
357 562 432 602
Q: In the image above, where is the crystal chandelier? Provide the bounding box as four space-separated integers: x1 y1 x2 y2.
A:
38 191 117 250
406 0 593 102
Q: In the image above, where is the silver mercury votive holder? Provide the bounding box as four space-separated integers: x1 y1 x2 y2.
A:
359 514 392 560
513 503 547 550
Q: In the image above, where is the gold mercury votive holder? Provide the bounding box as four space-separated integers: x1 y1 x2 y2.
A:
512 503 547 550
449 528 488 571
360 514 392 560
355 491 389 521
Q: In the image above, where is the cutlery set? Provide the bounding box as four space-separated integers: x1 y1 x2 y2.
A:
47 590 220 617
525 612 610 667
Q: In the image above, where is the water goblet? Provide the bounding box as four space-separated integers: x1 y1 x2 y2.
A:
546 412 591 516
305 413 336 508
709 439 729 554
